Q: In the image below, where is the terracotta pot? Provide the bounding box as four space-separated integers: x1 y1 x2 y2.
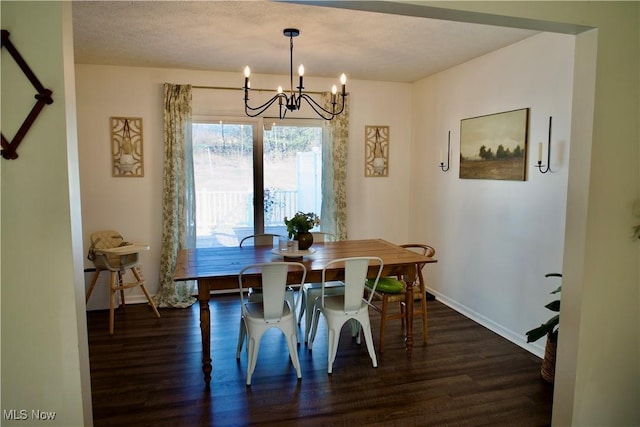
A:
295 231 313 250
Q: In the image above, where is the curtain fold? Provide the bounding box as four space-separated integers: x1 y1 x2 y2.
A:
155 83 196 308
320 92 349 240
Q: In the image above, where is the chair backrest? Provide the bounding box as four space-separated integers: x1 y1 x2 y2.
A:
239 262 307 323
322 257 383 314
311 232 337 243
90 230 125 250
400 244 435 283
88 230 132 270
239 233 282 247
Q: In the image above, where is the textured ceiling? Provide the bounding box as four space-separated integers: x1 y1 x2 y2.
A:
72 1 539 83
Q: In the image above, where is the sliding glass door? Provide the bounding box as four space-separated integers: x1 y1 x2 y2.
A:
193 118 323 247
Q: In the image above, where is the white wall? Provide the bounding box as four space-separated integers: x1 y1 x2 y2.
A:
75 65 413 303
410 2 640 425
1 2 92 425
411 32 574 356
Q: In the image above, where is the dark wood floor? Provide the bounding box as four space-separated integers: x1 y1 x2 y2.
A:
87 293 553 427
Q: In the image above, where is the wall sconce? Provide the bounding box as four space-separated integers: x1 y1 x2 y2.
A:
439 131 451 172
536 116 552 174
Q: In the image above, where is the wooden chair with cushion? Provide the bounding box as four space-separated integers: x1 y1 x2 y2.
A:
365 244 435 352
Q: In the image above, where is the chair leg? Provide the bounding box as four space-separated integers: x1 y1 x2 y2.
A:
85 270 101 303
236 317 246 359
284 290 299 344
308 304 321 350
246 329 264 386
117 271 126 307
379 295 389 352
326 322 340 374
359 315 378 368
351 319 361 345
420 294 428 343
304 293 317 344
108 272 117 335
297 289 306 325
285 325 302 380
131 267 160 318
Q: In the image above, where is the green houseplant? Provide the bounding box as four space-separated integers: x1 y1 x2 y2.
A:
526 273 562 383
284 211 319 250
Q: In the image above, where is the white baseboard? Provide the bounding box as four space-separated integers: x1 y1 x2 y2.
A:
427 287 545 358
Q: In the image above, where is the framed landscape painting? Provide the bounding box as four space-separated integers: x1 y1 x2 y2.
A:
459 108 529 181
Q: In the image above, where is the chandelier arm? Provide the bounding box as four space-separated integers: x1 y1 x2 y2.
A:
244 94 284 117
298 95 338 121
299 93 346 119
279 106 288 120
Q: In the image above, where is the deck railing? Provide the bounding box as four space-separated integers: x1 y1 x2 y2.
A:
195 189 298 232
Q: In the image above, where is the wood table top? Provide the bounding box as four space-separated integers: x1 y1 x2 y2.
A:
174 239 436 287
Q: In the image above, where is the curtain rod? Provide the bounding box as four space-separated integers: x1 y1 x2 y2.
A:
192 85 325 95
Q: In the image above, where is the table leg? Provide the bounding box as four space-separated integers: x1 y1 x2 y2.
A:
198 282 212 387
405 279 414 354
404 265 418 354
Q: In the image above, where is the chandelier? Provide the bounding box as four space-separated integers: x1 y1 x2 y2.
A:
243 28 347 120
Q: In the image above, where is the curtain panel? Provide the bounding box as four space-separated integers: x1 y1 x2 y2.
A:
155 83 197 308
321 92 349 241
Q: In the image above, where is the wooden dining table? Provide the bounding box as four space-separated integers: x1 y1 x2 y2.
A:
174 238 437 386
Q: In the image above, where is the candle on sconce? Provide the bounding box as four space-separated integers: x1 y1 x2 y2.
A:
537 142 543 163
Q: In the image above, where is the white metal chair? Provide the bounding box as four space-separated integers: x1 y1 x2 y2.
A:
239 233 282 248
241 234 296 333
85 230 160 334
235 262 306 385
309 257 383 374
297 232 345 343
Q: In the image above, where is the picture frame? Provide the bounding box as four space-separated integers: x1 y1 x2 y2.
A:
459 108 529 181
110 117 144 177
364 125 389 177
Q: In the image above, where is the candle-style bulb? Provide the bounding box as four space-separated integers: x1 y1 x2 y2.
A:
298 64 305 76
331 85 337 95
340 73 347 85
277 86 283 94
538 142 543 163
244 66 251 78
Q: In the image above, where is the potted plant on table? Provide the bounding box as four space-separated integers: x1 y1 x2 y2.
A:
284 211 319 250
526 273 562 383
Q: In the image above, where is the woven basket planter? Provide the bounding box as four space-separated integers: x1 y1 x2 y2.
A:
541 334 557 383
